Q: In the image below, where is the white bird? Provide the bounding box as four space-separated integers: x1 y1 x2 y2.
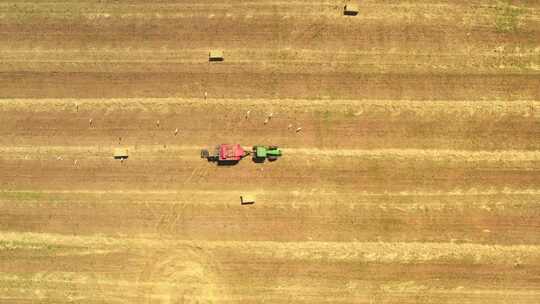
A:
295 127 302 133
156 120 160 128
174 128 179 136
89 118 93 126
245 110 251 119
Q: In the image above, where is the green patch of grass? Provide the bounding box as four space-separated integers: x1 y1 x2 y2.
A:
0 191 45 201
314 109 334 125
0 191 65 204
321 110 332 121
494 1 525 33
0 240 60 252
5 3 85 23
344 108 357 118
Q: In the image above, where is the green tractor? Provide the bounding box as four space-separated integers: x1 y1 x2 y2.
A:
252 145 282 162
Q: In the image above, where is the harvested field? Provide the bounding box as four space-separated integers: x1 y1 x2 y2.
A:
0 0 539 303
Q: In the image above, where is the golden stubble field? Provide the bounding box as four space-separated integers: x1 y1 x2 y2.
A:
0 1 539 303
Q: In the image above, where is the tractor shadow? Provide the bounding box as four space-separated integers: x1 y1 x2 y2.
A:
252 157 266 164
214 158 272 165
251 157 278 164
211 157 278 166
216 160 240 166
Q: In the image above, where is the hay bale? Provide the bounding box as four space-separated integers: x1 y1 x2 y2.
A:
344 3 359 16
113 148 129 159
209 50 224 61
240 195 256 205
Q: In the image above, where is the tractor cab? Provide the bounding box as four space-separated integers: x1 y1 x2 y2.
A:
253 145 282 162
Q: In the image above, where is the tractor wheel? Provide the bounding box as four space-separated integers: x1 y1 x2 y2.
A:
268 156 278 161
201 149 209 158
269 145 278 150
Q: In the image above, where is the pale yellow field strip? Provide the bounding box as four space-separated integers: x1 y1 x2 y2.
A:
1 232 539 265
1 145 539 163
1 188 539 209
0 44 540 57
2 47 539 58
2 188 539 196
2 48 538 73
1 98 537 118
0 273 538 300
289 148 540 162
